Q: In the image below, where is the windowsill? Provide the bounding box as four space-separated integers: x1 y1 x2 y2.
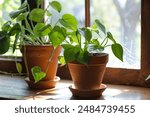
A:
0 74 149 100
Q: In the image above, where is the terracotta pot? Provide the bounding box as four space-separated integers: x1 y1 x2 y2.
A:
68 53 108 90
22 45 62 82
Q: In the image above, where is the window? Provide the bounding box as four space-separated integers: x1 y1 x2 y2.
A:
0 0 150 87
90 0 141 69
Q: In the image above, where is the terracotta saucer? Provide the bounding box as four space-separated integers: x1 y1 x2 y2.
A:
25 76 60 89
69 84 107 98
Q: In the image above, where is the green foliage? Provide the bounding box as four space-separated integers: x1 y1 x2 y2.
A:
61 19 124 64
0 0 78 82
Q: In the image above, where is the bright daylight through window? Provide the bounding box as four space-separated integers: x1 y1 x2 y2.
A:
91 0 141 69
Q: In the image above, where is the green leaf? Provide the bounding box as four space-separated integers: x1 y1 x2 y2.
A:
29 8 45 22
31 66 46 83
59 14 78 31
107 32 116 44
63 45 80 63
9 23 21 36
2 21 11 32
62 44 73 50
95 19 106 34
80 28 92 42
111 43 123 61
76 50 89 64
146 74 150 81
19 0 28 9
49 26 66 47
49 1 62 13
16 63 22 74
68 31 79 43
9 7 26 19
13 33 19 53
0 31 10 54
58 56 66 65
16 12 29 21
88 39 104 53
33 23 51 37
90 39 100 45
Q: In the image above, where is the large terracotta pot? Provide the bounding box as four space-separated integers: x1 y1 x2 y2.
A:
68 53 108 90
22 45 62 82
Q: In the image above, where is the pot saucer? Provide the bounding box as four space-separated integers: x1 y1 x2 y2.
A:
69 84 107 98
25 76 60 89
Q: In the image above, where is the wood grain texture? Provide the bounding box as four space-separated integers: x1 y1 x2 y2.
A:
0 75 150 100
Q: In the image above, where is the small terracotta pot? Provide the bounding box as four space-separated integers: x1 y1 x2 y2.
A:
21 45 62 82
68 53 108 90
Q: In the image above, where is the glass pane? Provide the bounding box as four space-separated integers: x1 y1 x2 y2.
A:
0 0 21 57
45 0 85 27
91 0 141 69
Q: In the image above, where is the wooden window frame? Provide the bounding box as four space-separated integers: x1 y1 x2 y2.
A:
0 0 150 87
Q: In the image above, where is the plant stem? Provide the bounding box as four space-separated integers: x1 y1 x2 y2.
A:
0 70 27 76
102 37 108 47
45 47 55 74
23 45 29 77
101 37 107 46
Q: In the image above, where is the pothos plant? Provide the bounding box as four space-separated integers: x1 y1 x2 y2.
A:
60 19 124 64
0 0 78 82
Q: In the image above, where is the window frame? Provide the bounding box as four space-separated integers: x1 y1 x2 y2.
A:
0 0 150 87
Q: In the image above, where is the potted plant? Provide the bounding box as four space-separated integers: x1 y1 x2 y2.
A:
59 18 123 98
0 0 77 89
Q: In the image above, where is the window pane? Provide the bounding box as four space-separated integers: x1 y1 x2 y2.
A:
46 0 85 27
91 0 141 69
0 0 21 57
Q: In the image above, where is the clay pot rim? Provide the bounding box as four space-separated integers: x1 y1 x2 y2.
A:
21 44 54 47
68 52 109 66
89 52 108 57
25 76 60 83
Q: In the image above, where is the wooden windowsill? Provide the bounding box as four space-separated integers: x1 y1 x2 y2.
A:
0 74 149 100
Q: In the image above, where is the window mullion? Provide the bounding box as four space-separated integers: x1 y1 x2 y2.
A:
85 0 90 27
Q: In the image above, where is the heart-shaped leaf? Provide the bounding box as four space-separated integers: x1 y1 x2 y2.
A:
2 21 11 32
49 1 62 13
31 66 46 83
29 8 45 22
9 23 21 36
0 31 10 54
95 19 106 35
16 63 22 74
111 43 123 61
107 32 116 44
59 14 78 31
49 26 66 47
33 23 52 37
63 45 80 63
9 7 26 19
80 28 92 42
